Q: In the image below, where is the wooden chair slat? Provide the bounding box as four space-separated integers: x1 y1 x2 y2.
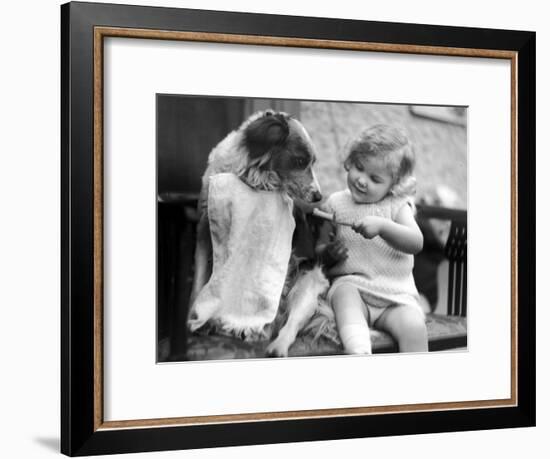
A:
444 219 467 317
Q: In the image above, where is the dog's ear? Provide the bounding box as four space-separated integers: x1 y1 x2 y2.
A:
244 112 289 159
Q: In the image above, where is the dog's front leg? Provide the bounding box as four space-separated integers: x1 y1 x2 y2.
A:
267 267 328 357
188 212 212 327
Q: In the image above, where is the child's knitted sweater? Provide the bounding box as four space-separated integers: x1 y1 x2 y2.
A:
324 190 420 309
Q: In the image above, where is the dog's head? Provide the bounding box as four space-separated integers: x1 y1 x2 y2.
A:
239 110 322 203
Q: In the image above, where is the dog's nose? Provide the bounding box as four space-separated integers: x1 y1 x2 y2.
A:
311 190 323 202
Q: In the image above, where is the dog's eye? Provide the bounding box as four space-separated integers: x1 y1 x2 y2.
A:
295 158 307 168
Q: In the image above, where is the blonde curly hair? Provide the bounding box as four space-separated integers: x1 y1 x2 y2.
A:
343 124 416 198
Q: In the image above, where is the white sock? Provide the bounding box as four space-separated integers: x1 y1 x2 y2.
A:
339 323 372 354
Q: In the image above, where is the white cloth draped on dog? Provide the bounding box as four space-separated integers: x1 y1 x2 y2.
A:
189 173 296 337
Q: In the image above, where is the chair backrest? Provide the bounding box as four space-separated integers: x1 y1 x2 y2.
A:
416 205 467 317
444 220 467 316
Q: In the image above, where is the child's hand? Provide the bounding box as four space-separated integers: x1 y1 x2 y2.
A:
352 216 388 239
321 240 348 267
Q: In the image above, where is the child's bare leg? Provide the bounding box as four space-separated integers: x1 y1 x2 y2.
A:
331 284 372 354
375 305 428 353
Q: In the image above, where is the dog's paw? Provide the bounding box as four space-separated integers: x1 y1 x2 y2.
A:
187 317 205 333
265 339 289 358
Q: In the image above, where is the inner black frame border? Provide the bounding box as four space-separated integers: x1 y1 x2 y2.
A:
61 1 535 456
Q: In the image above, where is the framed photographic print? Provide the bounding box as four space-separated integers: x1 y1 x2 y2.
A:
61 1 535 456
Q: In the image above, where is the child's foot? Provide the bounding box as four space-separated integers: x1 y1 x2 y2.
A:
345 343 372 354
340 324 372 354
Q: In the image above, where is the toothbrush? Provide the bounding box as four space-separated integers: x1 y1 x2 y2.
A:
312 208 354 227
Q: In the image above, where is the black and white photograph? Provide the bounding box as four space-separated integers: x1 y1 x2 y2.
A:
157 95 468 362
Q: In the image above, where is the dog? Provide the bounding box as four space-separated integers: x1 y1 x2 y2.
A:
188 110 329 357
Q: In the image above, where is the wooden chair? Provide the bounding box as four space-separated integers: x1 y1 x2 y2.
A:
170 203 468 360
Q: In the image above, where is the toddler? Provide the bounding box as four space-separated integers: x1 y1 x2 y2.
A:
317 125 427 354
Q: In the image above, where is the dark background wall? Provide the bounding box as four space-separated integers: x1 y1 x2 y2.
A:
157 95 245 195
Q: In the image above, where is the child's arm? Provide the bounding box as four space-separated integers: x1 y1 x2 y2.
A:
352 204 423 254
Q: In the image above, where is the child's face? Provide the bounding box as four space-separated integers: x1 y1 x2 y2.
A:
347 155 393 204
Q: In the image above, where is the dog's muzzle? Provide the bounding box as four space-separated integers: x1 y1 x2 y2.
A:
307 169 323 202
